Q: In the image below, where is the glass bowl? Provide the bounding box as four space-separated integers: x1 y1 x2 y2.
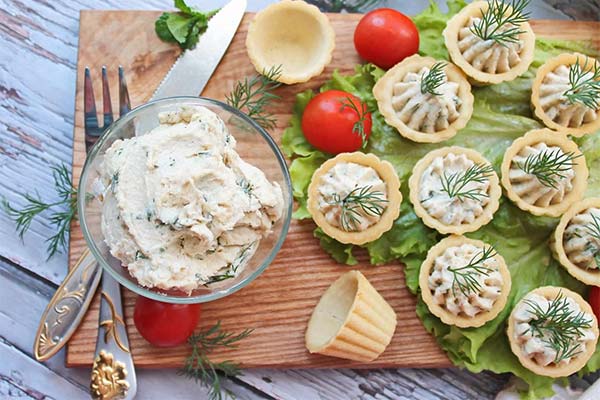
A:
78 97 292 304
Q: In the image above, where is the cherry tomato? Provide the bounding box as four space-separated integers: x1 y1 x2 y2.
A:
589 286 600 321
353 8 419 69
301 90 372 154
134 296 201 347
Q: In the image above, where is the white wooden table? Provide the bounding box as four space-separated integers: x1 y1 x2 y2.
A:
0 1 597 399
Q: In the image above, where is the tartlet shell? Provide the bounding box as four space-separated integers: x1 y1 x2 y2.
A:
373 54 474 143
419 235 512 328
500 128 588 217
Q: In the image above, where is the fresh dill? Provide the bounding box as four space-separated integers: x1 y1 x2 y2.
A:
470 0 531 47
447 246 497 298
205 244 255 285
340 96 369 148
563 57 600 110
524 291 593 363
330 185 388 232
178 321 253 400
586 213 600 268
421 62 448 96
516 149 579 189
226 65 282 130
2 164 77 259
440 163 494 202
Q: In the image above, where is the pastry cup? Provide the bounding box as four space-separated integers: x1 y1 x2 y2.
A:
507 286 599 378
305 270 397 362
500 128 588 217
246 0 335 84
551 198 600 285
531 53 600 137
443 1 535 85
373 54 474 143
409 146 501 235
307 152 402 245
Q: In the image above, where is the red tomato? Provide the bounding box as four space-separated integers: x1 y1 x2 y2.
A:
134 296 201 347
353 8 419 69
589 286 600 321
301 90 372 154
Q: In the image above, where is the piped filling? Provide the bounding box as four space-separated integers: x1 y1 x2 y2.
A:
563 207 600 270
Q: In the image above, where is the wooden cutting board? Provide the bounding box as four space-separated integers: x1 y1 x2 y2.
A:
66 10 600 368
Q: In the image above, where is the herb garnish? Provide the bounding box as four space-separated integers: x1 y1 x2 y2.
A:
205 244 255 284
585 212 600 268
226 65 282 130
440 163 494 202
155 0 219 50
330 185 388 232
340 96 370 147
524 291 593 363
516 149 579 189
420 62 448 96
563 57 600 110
179 321 253 400
470 0 531 47
2 164 77 259
447 246 497 297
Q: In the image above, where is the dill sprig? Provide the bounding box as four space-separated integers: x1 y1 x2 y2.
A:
331 185 388 232
226 65 282 130
178 321 253 400
516 149 579 189
524 292 593 363
447 246 497 298
421 62 448 96
340 96 369 148
586 213 600 268
563 57 600 110
2 164 77 259
440 163 494 202
470 0 531 47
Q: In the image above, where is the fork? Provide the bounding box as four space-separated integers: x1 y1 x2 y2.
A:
85 66 137 400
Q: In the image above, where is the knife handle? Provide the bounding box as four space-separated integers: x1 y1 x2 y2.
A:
34 248 102 361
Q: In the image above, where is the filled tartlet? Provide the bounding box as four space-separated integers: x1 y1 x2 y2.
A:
373 55 474 143
419 236 511 328
307 152 401 245
531 53 600 137
443 0 535 85
507 287 599 378
500 128 587 217
409 146 501 235
551 198 600 285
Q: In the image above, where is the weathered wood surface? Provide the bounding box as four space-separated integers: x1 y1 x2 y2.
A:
0 0 597 399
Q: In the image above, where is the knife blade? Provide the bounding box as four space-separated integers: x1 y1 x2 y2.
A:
151 0 247 101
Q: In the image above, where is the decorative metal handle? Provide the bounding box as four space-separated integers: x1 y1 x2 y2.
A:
91 273 137 400
34 248 102 361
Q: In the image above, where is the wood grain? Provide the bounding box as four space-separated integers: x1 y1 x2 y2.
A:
65 10 600 370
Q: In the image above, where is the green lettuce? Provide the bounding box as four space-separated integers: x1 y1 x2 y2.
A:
281 1 600 398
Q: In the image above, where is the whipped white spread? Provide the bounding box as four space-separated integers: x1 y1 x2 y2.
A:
539 64 598 128
429 243 503 317
392 66 461 133
564 207 600 270
509 142 575 207
97 106 284 293
316 162 387 232
419 153 490 226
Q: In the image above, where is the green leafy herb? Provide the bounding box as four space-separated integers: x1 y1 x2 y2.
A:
420 62 448 96
525 291 593 363
2 164 77 260
330 185 388 232
563 57 600 110
470 0 531 47
205 244 255 284
179 321 253 400
226 65 282 130
340 96 369 147
447 246 497 297
586 213 600 268
440 163 494 202
516 149 579 189
155 0 219 50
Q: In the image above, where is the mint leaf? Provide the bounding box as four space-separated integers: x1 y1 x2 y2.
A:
154 1 220 50
174 0 193 14
165 13 194 44
155 13 176 42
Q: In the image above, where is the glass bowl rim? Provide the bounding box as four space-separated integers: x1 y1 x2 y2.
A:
77 96 293 304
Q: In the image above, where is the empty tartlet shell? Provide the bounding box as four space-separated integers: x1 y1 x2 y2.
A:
443 1 535 85
307 152 402 245
419 235 511 328
373 54 474 143
531 53 600 137
551 198 600 285
500 129 588 217
305 270 397 362
245 0 335 84
507 286 599 378
409 146 501 235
